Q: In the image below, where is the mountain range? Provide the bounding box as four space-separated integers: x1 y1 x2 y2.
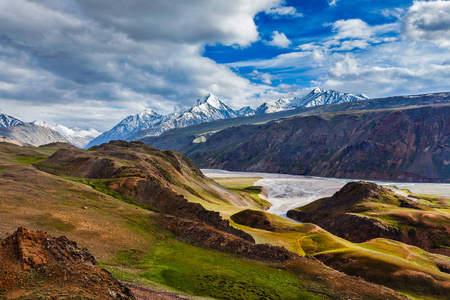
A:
0 115 101 148
87 88 366 148
141 92 450 183
255 87 368 114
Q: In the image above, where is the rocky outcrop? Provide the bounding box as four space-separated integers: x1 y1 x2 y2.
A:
111 177 254 242
0 227 134 299
157 215 297 262
185 105 450 182
230 209 276 231
287 182 450 255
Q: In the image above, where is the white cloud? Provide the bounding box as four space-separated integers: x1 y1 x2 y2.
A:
316 40 450 97
402 0 450 47
331 19 373 40
380 8 406 19
0 0 281 129
265 6 303 18
249 70 273 84
268 31 292 48
328 0 339 7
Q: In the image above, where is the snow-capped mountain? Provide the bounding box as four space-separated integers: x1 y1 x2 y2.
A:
254 98 289 115
87 93 239 147
236 106 255 117
0 113 24 128
0 123 69 146
31 121 102 148
87 88 368 148
255 88 368 114
86 109 163 148
134 93 238 138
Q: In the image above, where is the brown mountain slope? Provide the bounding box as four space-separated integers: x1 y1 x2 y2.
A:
39 140 255 242
287 181 450 255
184 105 450 182
0 142 411 299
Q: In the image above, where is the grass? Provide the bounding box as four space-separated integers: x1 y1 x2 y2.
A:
110 239 319 300
212 177 271 210
14 155 49 164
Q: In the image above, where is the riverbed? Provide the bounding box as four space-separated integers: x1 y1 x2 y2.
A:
201 169 450 218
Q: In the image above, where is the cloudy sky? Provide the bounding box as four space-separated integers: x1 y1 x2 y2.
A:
1 0 450 130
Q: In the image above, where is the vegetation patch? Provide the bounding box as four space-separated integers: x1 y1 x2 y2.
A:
113 239 316 300
14 155 49 164
212 177 271 209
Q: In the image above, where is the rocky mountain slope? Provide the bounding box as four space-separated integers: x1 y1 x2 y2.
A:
31 120 101 148
0 123 70 146
287 181 450 255
184 104 450 182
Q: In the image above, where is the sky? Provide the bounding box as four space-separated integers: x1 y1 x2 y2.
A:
1 0 450 131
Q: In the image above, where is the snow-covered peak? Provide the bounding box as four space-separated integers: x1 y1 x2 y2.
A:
356 93 369 99
236 106 255 117
139 109 159 118
256 87 366 114
0 113 23 128
312 87 324 94
286 87 367 109
195 93 225 110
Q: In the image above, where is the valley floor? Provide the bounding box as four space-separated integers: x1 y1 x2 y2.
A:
202 169 450 218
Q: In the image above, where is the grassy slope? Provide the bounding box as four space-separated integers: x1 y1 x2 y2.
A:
294 183 450 252
211 177 271 210
3 142 449 299
224 181 450 300
229 213 450 299
0 143 349 299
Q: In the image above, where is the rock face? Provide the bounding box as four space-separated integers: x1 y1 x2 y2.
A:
0 227 134 299
287 181 450 255
157 215 296 262
187 105 450 182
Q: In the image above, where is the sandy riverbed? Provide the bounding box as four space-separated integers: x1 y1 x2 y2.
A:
202 169 450 218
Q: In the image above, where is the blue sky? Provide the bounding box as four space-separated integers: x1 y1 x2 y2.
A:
0 0 449 130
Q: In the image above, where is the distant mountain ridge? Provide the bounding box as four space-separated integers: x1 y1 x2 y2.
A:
185 104 450 183
254 88 368 114
87 88 365 148
31 120 101 148
0 123 69 146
